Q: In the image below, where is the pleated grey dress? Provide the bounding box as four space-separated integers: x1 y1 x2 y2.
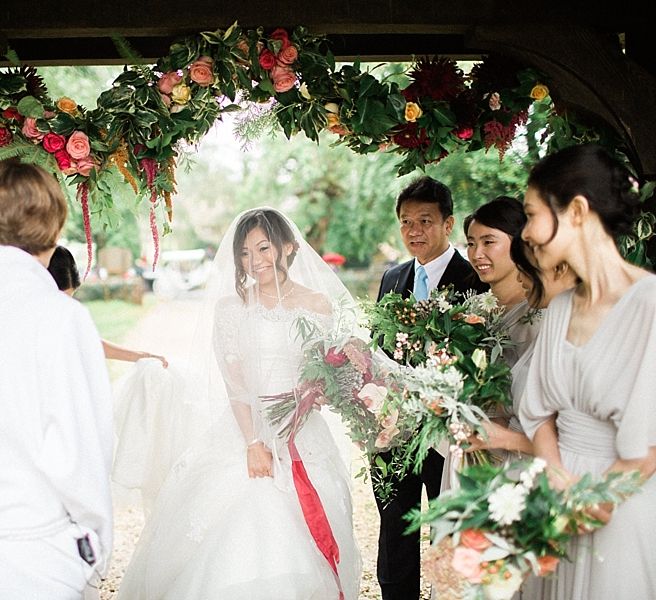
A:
519 276 656 600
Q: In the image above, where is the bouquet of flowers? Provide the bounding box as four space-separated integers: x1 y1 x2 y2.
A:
364 288 513 469
406 459 641 600
262 306 420 486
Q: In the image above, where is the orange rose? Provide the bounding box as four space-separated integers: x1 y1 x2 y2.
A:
189 56 214 87
537 555 559 575
464 314 485 325
460 529 492 552
56 97 78 115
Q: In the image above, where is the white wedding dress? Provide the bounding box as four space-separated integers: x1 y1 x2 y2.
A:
116 301 361 599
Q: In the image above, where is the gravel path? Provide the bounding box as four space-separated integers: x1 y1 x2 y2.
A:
99 296 432 599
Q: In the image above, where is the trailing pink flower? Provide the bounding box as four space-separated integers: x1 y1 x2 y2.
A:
149 206 160 269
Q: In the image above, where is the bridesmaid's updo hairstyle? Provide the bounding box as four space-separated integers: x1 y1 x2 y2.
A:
233 208 299 301
510 235 544 307
464 196 527 239
527 143 639 242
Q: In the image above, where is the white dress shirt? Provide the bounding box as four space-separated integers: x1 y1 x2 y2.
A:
414 244 455 291
0 246 113 576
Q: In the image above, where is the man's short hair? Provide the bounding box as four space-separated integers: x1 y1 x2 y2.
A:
0 160 67 255
395 176 454 219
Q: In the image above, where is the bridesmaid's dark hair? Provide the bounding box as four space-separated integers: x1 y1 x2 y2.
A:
233 209 298 302
48 245 81 291
527 143 639 243
510 235 544 307
464 196 526 238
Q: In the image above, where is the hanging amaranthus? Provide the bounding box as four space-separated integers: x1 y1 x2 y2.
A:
140 157 160 268
77 181 93 280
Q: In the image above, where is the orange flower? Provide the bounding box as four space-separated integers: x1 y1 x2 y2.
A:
460 528 492 552
56 97 78 115
530 83 550 101
537 555 559 575
464 314 485 325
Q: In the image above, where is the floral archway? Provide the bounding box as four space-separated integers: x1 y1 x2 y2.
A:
0 22 651 270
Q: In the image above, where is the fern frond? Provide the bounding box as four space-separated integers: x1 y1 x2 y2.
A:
232 101 278 151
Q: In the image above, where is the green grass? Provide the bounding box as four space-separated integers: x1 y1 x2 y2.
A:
84 295 156 343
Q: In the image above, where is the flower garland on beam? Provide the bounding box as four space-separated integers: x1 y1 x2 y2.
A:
0 22 625 271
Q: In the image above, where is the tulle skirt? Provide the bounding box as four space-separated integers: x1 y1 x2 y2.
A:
117 410 361 600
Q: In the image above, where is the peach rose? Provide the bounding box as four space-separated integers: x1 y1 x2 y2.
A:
374 426 400 449
537 555 559 576
460 529 491 552
270 65 297 93
171 83 192 105
404 101 423 123
65 131 90 160
324 102 339 115
56 97 78 115
530 83 550 101
159 93 172 107
189 56 214 87
380 408 399 429
21 117 44 141
277 44 298 66
76 156 96 177
464 314 485 325
451 546 484 583
157 71 183 95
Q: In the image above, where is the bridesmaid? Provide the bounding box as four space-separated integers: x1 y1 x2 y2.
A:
519 143 656 599
465 196 539 368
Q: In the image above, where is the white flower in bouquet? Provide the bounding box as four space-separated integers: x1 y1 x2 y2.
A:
483 563 524 600
357 382 388 413
463 290 499 315
488 483 527 526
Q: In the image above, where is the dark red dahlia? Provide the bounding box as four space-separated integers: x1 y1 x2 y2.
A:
392 123 430 149
403 57 465 102
469 54 526 96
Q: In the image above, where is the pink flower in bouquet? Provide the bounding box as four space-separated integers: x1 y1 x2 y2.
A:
54 149 73 172
325 347 347 367
76 156 96 177
66 131 90 160
189 56 214 87
537 555 559 576
277 44 298 65
22 117 44 141
451 546 484 583
357 382 387 412
0 126 12 147
271 65 297 93
258 49 276 70
159 93 172 107
375 425 400 449
270 27 291 50
157 71 183 94
42 132 66 153
460 529 492 552
380 408 399 429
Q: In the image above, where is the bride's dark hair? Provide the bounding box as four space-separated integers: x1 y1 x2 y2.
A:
233 208 299 302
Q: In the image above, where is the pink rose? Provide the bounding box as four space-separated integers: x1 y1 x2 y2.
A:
66 131 90 159
54 149 72 172
269 28 291 50
271 65 297 93
451 547 484 583
76 156 96 177
277 44 298 65
189 56 214 87
258 49 276 70
22 117 44 141
455 127 474 140
0 126 12 147
159 93 172 107
42 132 66 153
325 347 347 367
157 71 183 95
460 529 491 552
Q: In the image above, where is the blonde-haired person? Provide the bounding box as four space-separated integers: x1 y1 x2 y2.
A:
48 245 168 368
0 160 113 600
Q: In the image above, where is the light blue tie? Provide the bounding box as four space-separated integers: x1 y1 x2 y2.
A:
413 265 429 300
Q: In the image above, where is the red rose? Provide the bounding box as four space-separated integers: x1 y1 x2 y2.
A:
2 107 22 122
325 347 347 367
42 132 67 153
269 28 291 50
0 126 12 147
455 127 474 140
258 49 276 70
54 149 72 171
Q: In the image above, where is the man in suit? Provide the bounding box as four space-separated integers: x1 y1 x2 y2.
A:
374 175 488 600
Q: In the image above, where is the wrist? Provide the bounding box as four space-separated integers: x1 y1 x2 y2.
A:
247 438 262 449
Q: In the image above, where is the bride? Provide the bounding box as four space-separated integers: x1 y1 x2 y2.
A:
116 208 362 599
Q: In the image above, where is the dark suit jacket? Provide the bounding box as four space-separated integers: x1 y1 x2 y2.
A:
377 249 488 301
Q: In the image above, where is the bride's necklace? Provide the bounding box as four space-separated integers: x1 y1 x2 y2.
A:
259 283 295 301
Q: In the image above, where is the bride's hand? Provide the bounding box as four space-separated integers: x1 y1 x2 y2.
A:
465 420 508 452
247 442 273 478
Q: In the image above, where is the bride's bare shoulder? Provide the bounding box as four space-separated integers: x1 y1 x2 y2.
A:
291 284 332 316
